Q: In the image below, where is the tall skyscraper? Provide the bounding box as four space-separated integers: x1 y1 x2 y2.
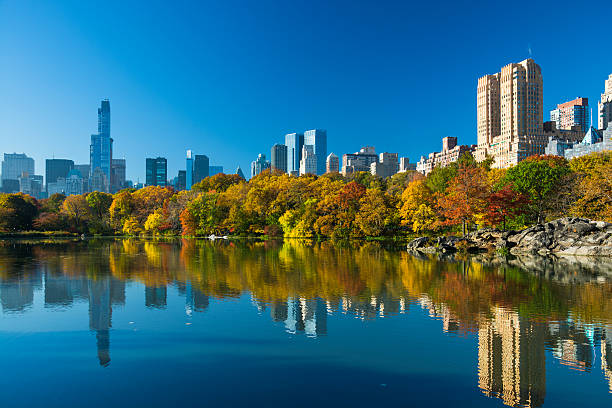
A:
598 73 612 130
251 154 270 178
304 129 327 175
45 159 74 193
271 144 288 173
146 157 167 187
90 100 113 192
326 153 339 173
176 170 186 190
550 97 589 133
285 132 304 174
299 145 317 176
111 159 126 193
193 154 209 185
476 59 544 168
186 150 193 190
1 153 35 191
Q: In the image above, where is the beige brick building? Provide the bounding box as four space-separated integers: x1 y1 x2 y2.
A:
416 136 475 175
476 59 544 168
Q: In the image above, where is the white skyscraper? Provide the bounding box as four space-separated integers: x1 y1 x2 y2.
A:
299 145 317 176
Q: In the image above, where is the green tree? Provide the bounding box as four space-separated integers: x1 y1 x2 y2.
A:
0 193 38 231
504 155 571 223
86 191 114 219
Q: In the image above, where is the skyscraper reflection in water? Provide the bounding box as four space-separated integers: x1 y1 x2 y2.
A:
88 277 125 367
274 297 327 337
2 240 612 405
478 307 546 408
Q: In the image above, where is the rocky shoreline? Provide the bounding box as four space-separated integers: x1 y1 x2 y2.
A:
407 217 612 257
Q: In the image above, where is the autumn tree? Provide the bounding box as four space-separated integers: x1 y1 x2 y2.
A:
386 171 423 197
399 179 436 233
570 154 612 222
192 173 245 193
355 189 397 237
485 184 529 230
61 194 90 230
437 166 489 235
109 191 135 229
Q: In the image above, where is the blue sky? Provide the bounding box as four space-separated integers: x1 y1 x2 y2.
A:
1 0 611 182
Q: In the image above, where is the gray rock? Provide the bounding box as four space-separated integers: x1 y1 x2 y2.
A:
409 217 612 257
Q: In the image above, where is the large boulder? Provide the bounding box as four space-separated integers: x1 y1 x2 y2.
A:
407 218 612 257
509 218 612 256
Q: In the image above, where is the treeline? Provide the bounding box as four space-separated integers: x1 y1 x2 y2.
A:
0 151 610 238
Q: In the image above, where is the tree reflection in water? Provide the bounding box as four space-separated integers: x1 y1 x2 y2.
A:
0 239 611 406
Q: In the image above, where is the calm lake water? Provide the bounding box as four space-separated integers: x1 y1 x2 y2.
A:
0 239 611 407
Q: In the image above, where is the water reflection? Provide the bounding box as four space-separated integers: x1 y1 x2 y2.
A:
0 239 611 406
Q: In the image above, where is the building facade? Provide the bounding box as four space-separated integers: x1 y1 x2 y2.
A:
285 133 304 175
176 170 186 190
65 170 84 196
299 145 317 176
75 164 91 193
326 153 339 173
146 157 167 187
90 167 109 192
186 150 193 190
417 137 475 175
304 129 327 175
18 174 43 198
45 159 74 193
271 144 288 173
476 59 544 168
543 121 586 156
209 166 223 176
193 154 209 184
111 159 126 193
342 146 378 175
599 73 612 130
47 178 67 196
399 157 416 172
550 97 589 133
1 153 35 185
251 154 270 178
563 126 612 160
370 152 399 178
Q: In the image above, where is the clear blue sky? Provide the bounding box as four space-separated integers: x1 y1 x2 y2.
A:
1 0 611 182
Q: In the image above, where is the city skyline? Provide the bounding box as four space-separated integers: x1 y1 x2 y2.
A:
2 61 611 193
1 1 611 183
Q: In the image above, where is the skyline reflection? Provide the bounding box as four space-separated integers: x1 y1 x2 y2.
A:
0 239 611 406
